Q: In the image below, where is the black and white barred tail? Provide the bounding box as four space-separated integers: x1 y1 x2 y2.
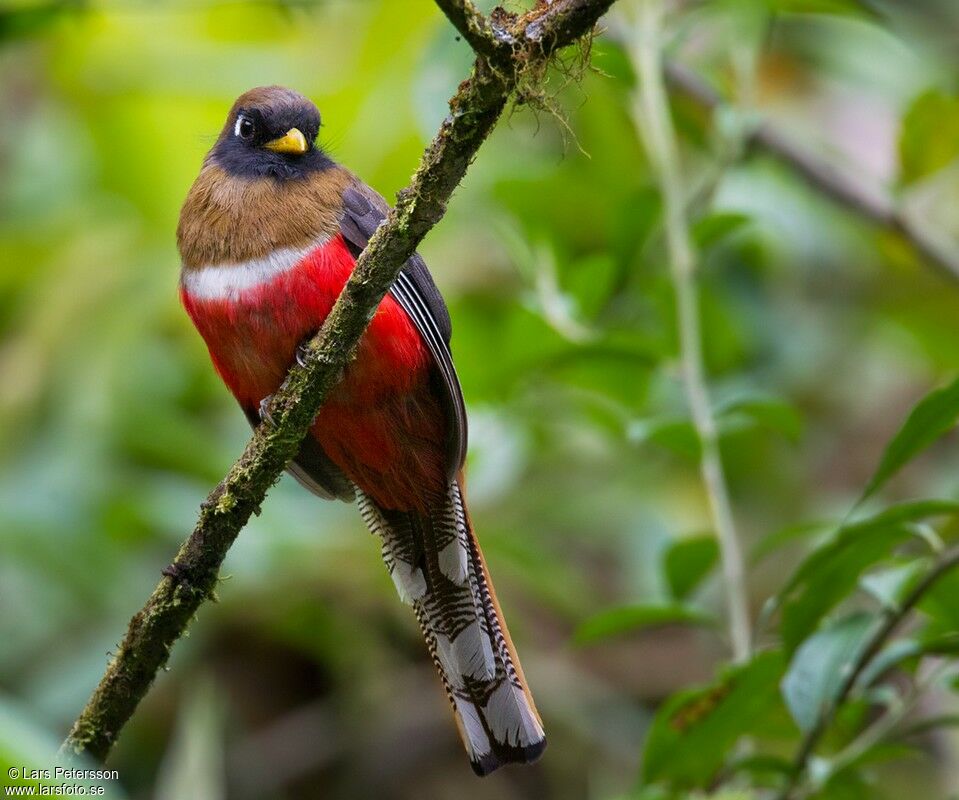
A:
356 480 546 775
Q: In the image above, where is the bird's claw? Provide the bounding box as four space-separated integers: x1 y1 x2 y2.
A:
295 335 346 386
259 395 275 426
296 347 309 368
295 335 316 368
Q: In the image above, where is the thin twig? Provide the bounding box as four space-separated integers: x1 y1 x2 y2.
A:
664 61 959 284
775 544 959 800
60 0 617 762
823 660 951 784
632 0 752 663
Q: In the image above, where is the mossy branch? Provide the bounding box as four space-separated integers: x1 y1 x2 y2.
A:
60 0 617 763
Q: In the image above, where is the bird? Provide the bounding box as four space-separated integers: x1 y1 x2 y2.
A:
177 86 545 775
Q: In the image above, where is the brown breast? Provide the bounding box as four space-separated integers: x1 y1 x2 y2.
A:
177 164 354 268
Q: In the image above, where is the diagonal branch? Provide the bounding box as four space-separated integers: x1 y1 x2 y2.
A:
61 0 617 763
664 60 959 284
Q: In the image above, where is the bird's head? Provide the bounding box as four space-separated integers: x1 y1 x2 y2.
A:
209 86 330 180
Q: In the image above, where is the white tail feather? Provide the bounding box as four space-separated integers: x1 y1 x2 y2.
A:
484 682 545 748
434 620 496 685
454 696 493 761
356 482 546 775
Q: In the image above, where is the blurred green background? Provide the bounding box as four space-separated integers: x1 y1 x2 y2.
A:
3 0 959 798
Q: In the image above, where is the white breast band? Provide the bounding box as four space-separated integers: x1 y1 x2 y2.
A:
181 235 330 301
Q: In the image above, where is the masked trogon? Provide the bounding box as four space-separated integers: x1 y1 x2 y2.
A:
176 86 545 775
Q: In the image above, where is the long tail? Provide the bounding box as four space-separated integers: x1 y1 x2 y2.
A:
356 480 546 775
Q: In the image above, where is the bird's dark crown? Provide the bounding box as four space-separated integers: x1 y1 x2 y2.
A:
210 86 333 180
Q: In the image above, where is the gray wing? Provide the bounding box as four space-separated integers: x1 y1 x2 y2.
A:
243 408 354 502
339 179 468 477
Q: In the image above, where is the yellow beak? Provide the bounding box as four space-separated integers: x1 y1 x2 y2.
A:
263 128 308 155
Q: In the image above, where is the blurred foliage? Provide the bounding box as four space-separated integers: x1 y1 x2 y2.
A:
3 0 959 798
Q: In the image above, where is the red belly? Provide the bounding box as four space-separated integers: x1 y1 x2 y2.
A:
181 234 448 511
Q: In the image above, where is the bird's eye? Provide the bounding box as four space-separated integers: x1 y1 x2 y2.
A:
235 115 255 140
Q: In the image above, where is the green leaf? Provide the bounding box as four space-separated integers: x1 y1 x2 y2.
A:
808 770 874 800
664 536 720 601
641 650 785 788
768 0 877 14
859 560 929 611
781 613 874 733
692 212 752 251
818 743 919 797
717 395 804 443
853 638 921 692
853 630 959 696
780 527 907 653
628 416 701 460
899 90 959 186
727 753 795 781
919 568 959 630
860 377 959 502
0 4 80 43
776 500 959 652
562 252 620 320
632 788 675 800
840 500 959 542
751 520 832 564
920 630 959 655
575 603 715 645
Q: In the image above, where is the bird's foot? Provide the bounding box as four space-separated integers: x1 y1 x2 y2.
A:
297 334 346 386
258 394 275 426
295 333 318 368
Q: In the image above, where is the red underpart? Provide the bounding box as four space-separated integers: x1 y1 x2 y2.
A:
181 234 449 511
